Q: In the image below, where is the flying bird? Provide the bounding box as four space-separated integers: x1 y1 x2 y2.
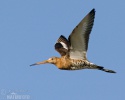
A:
30 9 116 73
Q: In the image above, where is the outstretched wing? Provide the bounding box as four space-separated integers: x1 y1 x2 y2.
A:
55 35 70 56
69 9 95 59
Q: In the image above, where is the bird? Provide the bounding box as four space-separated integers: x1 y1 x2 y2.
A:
30 9 116 73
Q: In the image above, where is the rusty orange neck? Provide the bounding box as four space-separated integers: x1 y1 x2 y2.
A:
54 56 71 69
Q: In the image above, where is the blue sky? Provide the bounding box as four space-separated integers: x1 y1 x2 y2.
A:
0 0 125 100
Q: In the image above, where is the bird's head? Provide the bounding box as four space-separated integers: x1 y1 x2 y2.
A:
30 57 58 66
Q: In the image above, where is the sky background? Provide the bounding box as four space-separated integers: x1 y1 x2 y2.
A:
0 0 125 100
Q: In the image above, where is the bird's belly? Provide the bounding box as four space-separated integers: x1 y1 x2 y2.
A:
70 66 89 70
69 60 93 70
60 65 91 70
58 59 94 70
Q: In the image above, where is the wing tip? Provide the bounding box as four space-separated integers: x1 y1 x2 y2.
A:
91 8 96 13
89 8 96 17
57 35 67 42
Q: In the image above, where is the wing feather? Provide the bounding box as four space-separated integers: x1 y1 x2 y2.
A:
69 9 95 59
55 35 70 56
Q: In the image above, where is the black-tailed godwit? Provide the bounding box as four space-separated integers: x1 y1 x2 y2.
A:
30 9 116 73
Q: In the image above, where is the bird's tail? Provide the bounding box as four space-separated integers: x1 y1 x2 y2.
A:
96 66 116 73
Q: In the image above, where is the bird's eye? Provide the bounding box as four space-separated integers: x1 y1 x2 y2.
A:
51 58 53 60
48 58 54 60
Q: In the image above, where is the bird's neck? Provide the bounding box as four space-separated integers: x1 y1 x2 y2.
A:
55 56 71 69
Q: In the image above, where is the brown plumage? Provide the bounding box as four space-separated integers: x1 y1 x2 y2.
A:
30 9 116 73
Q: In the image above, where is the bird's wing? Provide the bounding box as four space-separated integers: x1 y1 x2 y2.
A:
55 35 70 56
68 9 95 59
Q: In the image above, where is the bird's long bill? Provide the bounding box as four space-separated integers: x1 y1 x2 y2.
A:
30 60 48 66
